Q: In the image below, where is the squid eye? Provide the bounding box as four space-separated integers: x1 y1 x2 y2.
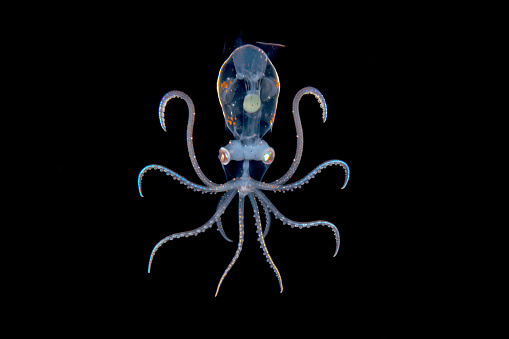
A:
219 147 231 165
261 147 275 164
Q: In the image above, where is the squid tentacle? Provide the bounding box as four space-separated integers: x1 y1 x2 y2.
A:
261 198 272 238
138 165 238 197
215 192 233 242
248 193 283 293
252 195 272 238
268 87 327 186
158 90 216 186
215 194 245 296
253 189 340 257
256 160 350 192
148 190 237 273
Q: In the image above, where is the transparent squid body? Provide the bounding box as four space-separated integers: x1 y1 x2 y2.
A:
138 44 350 296
217 44 280 181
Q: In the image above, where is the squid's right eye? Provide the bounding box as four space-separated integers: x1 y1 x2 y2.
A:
261 147 275 164
219 147 231 165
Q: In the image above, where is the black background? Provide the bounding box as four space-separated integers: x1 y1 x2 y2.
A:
9 4 501 336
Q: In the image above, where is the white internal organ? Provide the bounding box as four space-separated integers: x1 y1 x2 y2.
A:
243 93 261 113
221 140 275 163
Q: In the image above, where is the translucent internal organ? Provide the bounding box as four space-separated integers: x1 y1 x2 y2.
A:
243 93 261 113
217 44 280 140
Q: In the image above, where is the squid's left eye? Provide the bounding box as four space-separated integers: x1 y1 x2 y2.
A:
219 147 231 165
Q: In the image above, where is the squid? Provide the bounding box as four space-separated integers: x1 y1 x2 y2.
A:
138 44 350 296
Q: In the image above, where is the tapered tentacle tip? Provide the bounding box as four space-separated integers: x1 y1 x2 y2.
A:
148 252 156 273
138 168 149 197
340 163 350 189
159 113 167 132
341 177 350 189
334 244 340 257
138 180 145 197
